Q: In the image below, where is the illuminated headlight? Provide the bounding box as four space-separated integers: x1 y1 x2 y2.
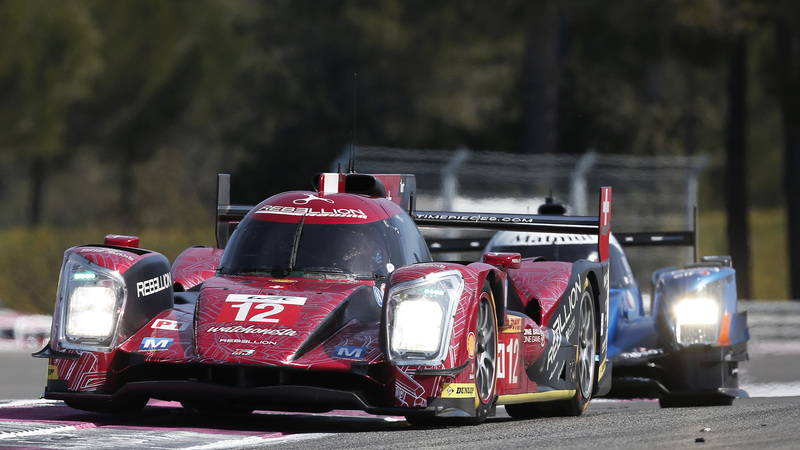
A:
673 298 720 345
58 253 126 351
386 270 464 365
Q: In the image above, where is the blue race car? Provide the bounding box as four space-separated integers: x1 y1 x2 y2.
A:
479 199 749 407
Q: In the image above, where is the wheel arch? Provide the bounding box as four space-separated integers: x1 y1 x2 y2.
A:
586 268 602 332
584 264 610 397
483 268 506 327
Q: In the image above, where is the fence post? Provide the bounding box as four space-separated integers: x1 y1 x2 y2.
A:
441 147 470 211
570 150 598 215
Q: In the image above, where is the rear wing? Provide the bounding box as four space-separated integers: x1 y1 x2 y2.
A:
614 231 695 247
216 174 252 249
614 207 698 262
412 186 613 262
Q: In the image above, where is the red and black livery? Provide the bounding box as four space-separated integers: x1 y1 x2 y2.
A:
35 172 612 424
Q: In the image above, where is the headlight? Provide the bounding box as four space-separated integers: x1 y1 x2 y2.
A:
386 270 464 365
58 253 126 351
673 297 720 345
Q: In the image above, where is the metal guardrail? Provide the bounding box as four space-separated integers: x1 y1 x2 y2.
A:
740 301 800 343
0 311 51 351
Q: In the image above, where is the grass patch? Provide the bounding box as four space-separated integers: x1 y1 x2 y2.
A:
0 209 791 313
0 226 214 313
699 208 789 300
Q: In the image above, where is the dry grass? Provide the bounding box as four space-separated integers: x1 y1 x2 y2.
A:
0 209 791 314
699 209 789 300
0 227 214 313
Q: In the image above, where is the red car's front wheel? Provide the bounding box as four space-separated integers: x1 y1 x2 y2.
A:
472 289 498 422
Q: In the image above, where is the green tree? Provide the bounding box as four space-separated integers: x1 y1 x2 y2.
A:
765 2 800 299
0 1 101 225
66 0 243 225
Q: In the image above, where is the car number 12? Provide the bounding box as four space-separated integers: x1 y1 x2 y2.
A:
497 337 520 386
218 294 306 325
229 302 284 322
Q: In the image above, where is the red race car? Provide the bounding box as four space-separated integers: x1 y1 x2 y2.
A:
35 172 612 425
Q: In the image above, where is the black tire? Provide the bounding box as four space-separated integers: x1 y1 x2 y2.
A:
557 281 596 416
506 280 596 418
64 397 148 414
469 292 498 424
404 286 498 427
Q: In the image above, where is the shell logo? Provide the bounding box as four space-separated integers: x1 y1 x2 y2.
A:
467 332 476 358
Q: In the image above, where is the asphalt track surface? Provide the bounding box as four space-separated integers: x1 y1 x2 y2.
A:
1 301 799 449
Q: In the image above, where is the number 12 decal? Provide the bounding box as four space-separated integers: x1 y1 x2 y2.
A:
497 337 520 387
218 295 306 325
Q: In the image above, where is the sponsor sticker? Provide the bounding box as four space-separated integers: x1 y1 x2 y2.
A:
219 338 277 345
218 294 306 325
502 316 523 333
151 318 188 331
205 325 299 336
524 327 545 347
256 205 367 220
334 345 368 360
467 332 476 359
415 213 539 225
139 337 173 351
137 273 172 298
547 275 582 370
619 348 664 360
47 365 58 380
231 349 256 356
373 285 384 307
441 383 477 398
292 193 335 205
414 263 448 270
78 247 136 261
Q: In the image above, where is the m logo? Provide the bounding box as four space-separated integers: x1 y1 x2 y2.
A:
335 345 367 360
140 337 173 350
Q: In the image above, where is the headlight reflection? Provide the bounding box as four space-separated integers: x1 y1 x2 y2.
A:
386 270 464 365
58 253 126 351
673 297 720 345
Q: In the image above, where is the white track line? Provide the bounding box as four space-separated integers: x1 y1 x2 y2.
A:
0 423 96 440
183 432 335 449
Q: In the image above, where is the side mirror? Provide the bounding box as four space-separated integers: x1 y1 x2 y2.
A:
482 252 522 270
104 234 140 248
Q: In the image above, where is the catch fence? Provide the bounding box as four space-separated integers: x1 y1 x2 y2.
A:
332 146 709 299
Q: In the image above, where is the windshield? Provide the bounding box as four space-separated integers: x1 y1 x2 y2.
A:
219 215 430 279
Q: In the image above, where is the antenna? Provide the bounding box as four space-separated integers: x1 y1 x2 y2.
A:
348 72 357 173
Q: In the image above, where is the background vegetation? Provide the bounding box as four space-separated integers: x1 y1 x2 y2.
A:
1 209 785 314
1 0 798 311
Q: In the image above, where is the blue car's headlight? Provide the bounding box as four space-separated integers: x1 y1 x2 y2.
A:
673 297 720 345
385 270 464 365
58 253 126 351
